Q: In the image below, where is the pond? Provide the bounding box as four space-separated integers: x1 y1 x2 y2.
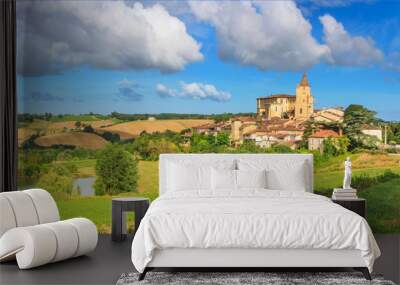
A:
73 177 95 196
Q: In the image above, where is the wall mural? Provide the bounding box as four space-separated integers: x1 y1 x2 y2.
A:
16 1 400 233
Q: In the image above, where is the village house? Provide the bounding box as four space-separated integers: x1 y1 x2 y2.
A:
193 121 231 137
308 129 340 153
361 125 382 141
312 108 344 123
230 116 257 145
243 119 305 149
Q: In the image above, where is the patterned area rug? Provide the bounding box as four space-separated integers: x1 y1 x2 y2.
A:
116 272 396 285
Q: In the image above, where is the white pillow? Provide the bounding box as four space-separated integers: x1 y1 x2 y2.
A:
211 168 237 191
237 159 307 191
167 163 211 192
266 161 307 191
236 169 267 189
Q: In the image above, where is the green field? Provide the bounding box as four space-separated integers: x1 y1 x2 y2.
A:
55 154 400 234
358 178 400 233
57 160 158 233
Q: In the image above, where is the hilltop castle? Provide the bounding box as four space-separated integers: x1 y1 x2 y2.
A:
257 73 314 120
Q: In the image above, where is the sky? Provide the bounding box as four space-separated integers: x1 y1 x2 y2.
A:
16 0 400 120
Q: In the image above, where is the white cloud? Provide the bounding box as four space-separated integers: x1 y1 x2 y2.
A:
189 1 384 70
319 14 383 66
17 1 203 76
156 82 231 102
156 84 178 98
189 1 329 71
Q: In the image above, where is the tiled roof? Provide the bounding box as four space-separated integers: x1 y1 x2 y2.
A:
257 94 296 100
361 124 381 130
233 116 256 122
194 123 215 129
309 129 340 138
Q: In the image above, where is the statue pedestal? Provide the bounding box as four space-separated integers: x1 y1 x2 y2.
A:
332 188 358 200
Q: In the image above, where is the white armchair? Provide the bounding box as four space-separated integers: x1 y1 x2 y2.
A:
0 189 98 269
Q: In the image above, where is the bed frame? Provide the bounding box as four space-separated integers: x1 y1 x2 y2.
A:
140 248 370 280
139 154 371 281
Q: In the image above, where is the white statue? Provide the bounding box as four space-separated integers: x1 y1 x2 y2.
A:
343 157 352 189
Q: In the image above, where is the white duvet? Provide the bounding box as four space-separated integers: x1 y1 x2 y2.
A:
131 190 380 273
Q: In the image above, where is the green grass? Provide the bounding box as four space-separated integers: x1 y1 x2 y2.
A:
58 195 143 233
53 156 400 234
56 160 159 233
314 167 400 196
55 159 97 177
358 178 400 233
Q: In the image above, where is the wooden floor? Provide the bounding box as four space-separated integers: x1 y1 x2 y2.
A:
0 234 399 285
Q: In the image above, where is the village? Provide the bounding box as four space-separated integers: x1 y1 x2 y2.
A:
189 74 383 153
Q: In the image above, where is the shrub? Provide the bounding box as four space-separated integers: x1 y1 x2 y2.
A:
37 165 74 200
352 170 400 191
94 145 139 195
269 144 293 153
100 131 120 143
83 125 94 133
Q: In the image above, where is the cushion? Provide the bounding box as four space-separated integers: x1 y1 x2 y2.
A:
167 162 212 191
0 192 39 227
24 189 60 224
236 169 267 189
0 196 16 237
212 168 237 191
237 159 307 191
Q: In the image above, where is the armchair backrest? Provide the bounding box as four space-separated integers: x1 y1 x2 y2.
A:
0 189 60 237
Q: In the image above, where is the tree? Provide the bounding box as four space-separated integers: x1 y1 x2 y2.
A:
94 145 139 195
100 131 120 143
83 125 94 133
344 104 377 136
387 122 400 144
344 104 378 150
189 133 211 153
236 140 264 153
216 133 230 146
37 165 73 200
146 139 179 160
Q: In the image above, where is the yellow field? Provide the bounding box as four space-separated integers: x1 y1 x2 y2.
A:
18 119 115 145
35 132 108 150
99 119 213 139
18 128 37 146
46 120 114 132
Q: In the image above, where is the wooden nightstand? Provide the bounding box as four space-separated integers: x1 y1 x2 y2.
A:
332 198 366 218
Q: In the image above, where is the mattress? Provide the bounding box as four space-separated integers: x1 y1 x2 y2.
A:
131 190 380 273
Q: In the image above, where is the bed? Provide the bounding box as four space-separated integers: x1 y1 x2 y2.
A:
131 154 380 280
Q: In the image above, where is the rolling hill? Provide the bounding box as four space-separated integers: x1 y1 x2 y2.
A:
98 119 213 140
35 132 108 150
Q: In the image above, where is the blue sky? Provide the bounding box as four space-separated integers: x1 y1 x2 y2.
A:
17 0 400 120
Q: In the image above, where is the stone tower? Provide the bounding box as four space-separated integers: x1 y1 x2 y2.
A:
294 73 313 119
